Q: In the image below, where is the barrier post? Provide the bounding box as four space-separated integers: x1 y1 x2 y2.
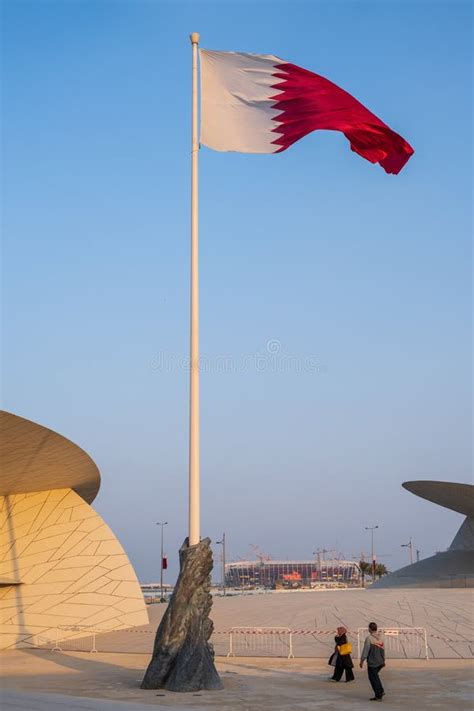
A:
227 630 234 657
91 630 97 653
289 632 295 659
52 627 62 652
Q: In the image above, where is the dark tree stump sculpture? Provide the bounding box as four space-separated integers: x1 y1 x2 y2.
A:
141 537 223 692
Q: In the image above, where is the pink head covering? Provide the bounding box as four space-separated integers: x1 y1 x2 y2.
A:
337 626 347 636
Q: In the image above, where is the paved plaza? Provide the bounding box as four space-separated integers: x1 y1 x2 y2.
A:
92 588 473 658
1 588 472 710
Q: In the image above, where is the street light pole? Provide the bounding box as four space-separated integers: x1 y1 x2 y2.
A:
365 525 379 581
156 521 168 602
401 537 414 564
216 533 226 596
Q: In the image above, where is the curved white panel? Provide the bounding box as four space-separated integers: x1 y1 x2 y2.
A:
0 488 148 649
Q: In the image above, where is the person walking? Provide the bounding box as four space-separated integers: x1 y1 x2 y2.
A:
359 621 385 701
328 626 355 682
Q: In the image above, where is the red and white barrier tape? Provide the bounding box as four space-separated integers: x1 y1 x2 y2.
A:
100 628 472 643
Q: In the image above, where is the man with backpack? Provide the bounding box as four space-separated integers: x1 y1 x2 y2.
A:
359 621 386 701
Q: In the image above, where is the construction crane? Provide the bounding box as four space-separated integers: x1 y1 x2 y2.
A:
249 544 272 562
313 548 338 567
312 548 339 577
358 551 393 562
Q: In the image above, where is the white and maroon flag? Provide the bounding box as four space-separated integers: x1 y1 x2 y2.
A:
200 49 414 174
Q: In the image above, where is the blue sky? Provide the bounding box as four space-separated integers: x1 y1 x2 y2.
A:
2 0 472 581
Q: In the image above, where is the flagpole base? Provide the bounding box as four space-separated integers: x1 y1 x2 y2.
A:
141 537 223 692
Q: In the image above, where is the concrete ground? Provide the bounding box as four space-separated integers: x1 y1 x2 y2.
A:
1 650 473 711
1 690 206 711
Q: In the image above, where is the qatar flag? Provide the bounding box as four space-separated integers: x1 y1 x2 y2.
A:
200 49 414 174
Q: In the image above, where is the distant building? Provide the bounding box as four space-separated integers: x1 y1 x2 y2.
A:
225 559 360 589
373 480 474 589
140 583 174 603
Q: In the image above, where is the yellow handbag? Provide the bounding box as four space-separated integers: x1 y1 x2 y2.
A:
337 642 352 656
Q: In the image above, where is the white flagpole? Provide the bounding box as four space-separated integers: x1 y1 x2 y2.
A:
189 32 200 546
